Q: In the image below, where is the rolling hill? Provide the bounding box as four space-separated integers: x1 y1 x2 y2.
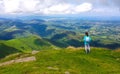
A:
0 35 56 58
0 17 120 49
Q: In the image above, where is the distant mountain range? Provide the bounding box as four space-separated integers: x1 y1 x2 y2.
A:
0 16 120 53
0 15 120 21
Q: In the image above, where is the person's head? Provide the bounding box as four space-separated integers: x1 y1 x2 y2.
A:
85 32 89 36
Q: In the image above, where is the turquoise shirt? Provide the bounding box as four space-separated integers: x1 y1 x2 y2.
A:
83 36 91 45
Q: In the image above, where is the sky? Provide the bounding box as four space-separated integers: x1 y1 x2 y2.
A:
0 0 120 16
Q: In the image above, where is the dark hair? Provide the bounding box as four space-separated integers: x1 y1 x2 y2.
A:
85 32 89 36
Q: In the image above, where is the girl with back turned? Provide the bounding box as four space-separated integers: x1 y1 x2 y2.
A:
83 32 91 53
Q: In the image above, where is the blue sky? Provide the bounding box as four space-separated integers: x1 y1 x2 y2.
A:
0 0 120 16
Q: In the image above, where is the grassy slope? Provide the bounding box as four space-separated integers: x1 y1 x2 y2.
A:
0 43 20 58
4 36 55 52
0 36 56 58
0 48 120 74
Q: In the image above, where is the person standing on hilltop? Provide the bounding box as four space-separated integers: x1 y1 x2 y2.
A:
83 32 91 53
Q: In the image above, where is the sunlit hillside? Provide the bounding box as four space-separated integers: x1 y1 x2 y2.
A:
0 48 120 74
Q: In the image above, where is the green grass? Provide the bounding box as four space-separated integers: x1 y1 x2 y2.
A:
4 36 55 52
0 43 20 58
0 48 120 74
0 36 57 58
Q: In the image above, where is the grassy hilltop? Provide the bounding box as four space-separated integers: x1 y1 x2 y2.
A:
0 47 120 74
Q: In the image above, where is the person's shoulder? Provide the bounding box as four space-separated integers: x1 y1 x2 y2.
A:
87 36 91 39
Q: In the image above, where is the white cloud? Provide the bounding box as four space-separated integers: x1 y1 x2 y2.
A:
0 0 4 11
0 0 119 16
20 0 39 12
41 3 92 14
48 4 71 12
74 3 92 13
42 3 72 14
91 7 120 16
2 0 40 13
3 0 20 13
0 0 93 14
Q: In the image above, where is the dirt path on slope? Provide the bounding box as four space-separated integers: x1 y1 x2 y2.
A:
0 50 40 66
0 50 39 66
0 56 36 66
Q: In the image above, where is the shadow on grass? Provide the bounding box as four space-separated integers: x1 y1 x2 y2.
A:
91 40 120 49
48 39 120 49
0 43 20 59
